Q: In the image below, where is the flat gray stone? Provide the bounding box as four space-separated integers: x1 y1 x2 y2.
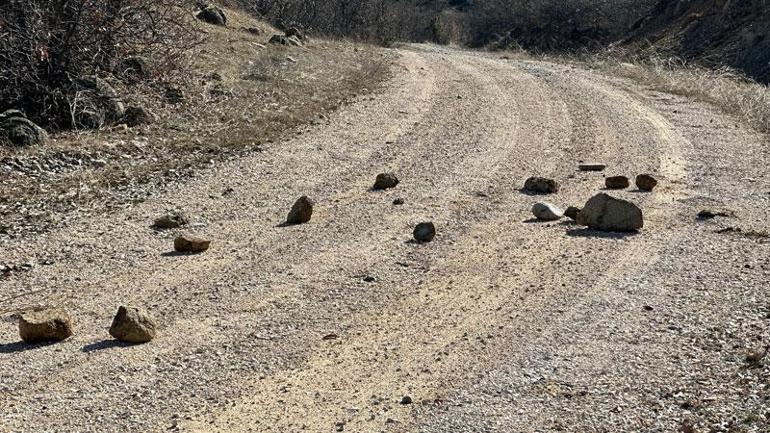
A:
578 162 606 172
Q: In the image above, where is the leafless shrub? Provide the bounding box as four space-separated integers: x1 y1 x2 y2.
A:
244 0 658 50
0 0 201 129
251 0 441 45
465 0 656 50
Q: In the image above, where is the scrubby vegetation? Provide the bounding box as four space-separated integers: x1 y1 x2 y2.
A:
247 0 443 44
593 52 770 134
248 0 770 84
628 0 770 84
0 0 200 129
246 0 656 47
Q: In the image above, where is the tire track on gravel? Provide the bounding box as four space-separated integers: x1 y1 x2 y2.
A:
180 48 688 433
2 45 694 433
1 47 540 431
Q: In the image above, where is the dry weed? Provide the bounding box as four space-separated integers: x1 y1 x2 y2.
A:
590 50 770 134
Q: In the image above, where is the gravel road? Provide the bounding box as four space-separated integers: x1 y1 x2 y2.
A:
1 45 768 433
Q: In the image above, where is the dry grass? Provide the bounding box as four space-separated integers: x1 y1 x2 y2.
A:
506 44 770 135
588 52 770 134
0 6 394 237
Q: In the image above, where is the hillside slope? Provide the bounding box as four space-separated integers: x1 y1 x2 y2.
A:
629 0 770 83
0 5 391 238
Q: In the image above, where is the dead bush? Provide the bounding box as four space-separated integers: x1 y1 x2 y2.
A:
594 50 770 134
0 0 201 130
251 0 442 45
465 0 656 50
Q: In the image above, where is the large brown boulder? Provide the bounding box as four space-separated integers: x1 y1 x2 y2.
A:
109 306 157 344
18 308 74 343
577 193 643 232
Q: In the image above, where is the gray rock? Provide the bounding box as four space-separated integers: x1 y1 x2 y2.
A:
174 234 211 253
413 222 436 242
115 56 150 82
109 306 157 343
1 116 48 147
196 6 227 26
605 175 630 190
524 177 559 194
19 308 74 343
74 76 125 127
286 196 314 224
532 202 563 221
0 109 26 120
578 162 606 172
285 27 305 40
373 173 399 190
74 110 102 129
636 174 658 191
153 211 188 229
269 34 302 46
123 106 157 127
697 209 735 220
564 206 581 221
165 87 185 104
577 193 644 232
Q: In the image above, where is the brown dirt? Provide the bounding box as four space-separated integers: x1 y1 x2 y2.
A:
0 44 768 433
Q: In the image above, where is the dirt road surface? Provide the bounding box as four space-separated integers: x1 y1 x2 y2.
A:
1 45 768 433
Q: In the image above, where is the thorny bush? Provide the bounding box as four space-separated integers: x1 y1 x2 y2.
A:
0 0 201 129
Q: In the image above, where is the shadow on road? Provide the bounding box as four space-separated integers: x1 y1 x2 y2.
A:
0 340 57 354
160 251 196 257
522 218 560 224
566 228 639 239
81 339 133 353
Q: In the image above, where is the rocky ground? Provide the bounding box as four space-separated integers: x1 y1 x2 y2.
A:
0 44 768 433
0 7 390 240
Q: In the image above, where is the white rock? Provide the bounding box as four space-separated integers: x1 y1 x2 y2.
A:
532 202 563 221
